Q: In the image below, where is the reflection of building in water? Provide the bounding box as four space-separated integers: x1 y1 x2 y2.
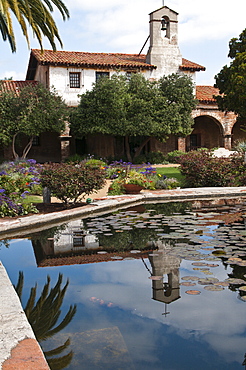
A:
148 241 181 306
32 220 99 265
52 220 99 254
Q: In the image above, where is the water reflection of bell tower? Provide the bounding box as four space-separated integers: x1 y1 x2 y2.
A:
148 241 181 306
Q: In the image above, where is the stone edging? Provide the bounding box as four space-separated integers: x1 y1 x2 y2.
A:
1 186 246 238
0 262 49 369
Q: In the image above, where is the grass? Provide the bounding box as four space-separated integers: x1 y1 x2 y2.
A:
156 166 185 186
23 195 43 204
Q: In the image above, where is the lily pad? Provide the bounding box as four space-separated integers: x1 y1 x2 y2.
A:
185 290 201 295
239 286 246 292
225 278 245 285
181 276 199 281
198 278 219 285
191 262 208 266
214 281 229 287
148 276 163 280
204 285 224 291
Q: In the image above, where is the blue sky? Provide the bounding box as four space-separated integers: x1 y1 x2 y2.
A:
0 0 245 85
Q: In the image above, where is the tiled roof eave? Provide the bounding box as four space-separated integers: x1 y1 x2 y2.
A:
40 61 156 70
180 66 206 72
198 99 217 104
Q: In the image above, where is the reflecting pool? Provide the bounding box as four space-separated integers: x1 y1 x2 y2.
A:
1 199 246 369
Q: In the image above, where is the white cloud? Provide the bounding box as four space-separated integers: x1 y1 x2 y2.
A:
1 0 245 83
64 0 246 47
67 258 246 364
0 70 26 80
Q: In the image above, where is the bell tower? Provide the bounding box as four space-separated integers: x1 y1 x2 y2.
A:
146 6 182 78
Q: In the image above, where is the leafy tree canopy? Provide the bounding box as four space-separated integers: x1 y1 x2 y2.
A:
0 82 68 159
70 73 196 161
214 29 246 119
0 0 69 52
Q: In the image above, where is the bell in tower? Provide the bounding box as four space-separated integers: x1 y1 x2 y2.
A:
146 6 182 79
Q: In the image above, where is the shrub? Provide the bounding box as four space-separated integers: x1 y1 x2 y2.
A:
0 159 41 217
233 140 246 153
0 189 38 217
107 180 124 195
146 151 168 164
85 158 107 169
179 150 246 187
166 150 186 163
65 154 85 164
133 154 147 164
155 177 180 190
40 163 106 204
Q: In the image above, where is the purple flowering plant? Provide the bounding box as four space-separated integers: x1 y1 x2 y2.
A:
0 160 42 217
105 160 157 180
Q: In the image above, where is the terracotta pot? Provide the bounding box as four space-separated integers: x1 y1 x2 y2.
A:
123 184 144 194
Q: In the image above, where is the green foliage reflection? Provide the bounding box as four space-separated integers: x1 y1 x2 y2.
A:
14 272 76 370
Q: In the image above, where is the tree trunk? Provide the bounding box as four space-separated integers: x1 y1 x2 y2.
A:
125 136 132 162
12 133 34 160
12 133 19 160
22 136 34 159
133 136 151 160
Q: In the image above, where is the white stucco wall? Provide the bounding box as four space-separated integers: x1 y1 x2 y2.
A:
47 66 152 106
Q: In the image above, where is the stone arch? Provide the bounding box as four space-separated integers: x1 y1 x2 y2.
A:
231 119 246 148
187 114 224 151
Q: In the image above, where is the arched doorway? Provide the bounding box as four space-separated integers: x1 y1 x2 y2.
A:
187 115 223 151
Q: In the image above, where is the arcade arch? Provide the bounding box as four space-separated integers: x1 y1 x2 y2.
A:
231 119 246 148
187 115 224 151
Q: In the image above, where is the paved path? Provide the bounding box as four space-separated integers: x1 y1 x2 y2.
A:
1 185 246 369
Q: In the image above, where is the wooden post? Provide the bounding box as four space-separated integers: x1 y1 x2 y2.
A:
43 187 51 204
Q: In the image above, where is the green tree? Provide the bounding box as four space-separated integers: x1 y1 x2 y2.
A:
0 82 68 159
214 29 246 119
0 0 69 52
70 73 196 162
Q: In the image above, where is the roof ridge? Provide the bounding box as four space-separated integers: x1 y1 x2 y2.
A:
32 49 146 57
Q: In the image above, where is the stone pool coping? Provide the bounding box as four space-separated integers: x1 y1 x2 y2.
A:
1 186 246 239
0 262 49 369
1 185 246 369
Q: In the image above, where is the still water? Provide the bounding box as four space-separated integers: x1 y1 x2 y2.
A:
1 200 246 369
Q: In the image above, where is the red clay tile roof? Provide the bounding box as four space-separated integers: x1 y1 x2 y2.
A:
30 49 155 69
29 49 205 72
196 85 220 103
38 250 154 267
0 80 38 94
180 58 205 71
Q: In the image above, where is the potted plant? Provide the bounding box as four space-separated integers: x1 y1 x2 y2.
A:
121 170 150 194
